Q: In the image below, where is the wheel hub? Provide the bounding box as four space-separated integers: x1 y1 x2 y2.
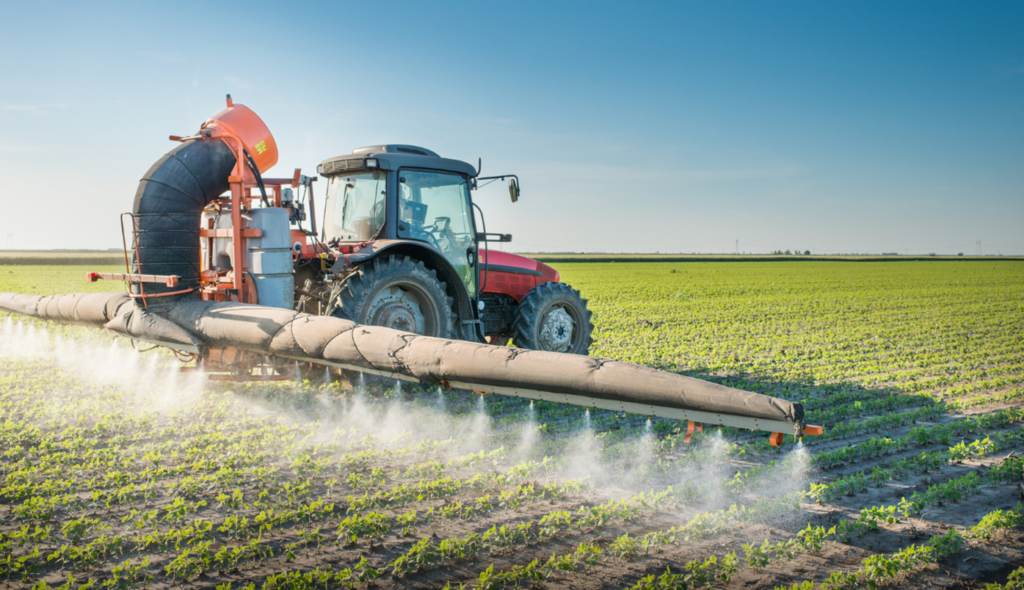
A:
539 307 574 352
366 286 427 334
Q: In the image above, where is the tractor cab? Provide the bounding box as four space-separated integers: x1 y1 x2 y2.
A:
306 145 593 354
319 145 479 295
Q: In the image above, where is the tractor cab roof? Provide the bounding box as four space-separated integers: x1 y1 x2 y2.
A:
317 145 477 177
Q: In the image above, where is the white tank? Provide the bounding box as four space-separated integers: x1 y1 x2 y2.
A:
246 208 294 309
200 207 294 309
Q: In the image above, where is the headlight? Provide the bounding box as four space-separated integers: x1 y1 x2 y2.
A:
365 158 378 168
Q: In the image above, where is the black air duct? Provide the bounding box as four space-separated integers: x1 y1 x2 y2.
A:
130 138 237 301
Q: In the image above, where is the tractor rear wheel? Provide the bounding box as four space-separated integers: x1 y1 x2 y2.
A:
331 255 455 338
513 282 593 355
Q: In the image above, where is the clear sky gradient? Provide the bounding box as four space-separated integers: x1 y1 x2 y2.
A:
1 1 1021 254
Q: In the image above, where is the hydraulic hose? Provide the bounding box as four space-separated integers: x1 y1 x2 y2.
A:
242 148 271 208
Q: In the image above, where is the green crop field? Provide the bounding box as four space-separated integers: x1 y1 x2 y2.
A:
0 251 125 266
1 265 124 295
1 260 1023 589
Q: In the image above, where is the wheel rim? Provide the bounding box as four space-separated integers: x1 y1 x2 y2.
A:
365 285 436 335
538 306 576 352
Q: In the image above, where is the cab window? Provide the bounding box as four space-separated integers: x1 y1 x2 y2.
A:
398 170 476 293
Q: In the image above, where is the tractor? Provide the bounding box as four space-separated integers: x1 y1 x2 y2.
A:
89 98 592 360
288 144 594 355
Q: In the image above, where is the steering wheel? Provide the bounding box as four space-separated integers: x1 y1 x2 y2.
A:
431 218 461 256
407 223 442 249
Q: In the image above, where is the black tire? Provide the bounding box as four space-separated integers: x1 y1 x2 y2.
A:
331 255 455 338
513 282 594 355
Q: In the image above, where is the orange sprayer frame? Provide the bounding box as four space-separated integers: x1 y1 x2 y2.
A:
171 95 296 304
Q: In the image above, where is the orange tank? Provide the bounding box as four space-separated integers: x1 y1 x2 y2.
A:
202 99 278 173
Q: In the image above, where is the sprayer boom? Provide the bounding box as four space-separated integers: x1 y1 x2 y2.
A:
0 291 820 445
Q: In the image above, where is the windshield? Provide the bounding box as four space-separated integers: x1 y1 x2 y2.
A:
398 170 476 294
322 172 387 242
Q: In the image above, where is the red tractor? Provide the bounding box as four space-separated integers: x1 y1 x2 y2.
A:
91 98 592 361
288 145 594 355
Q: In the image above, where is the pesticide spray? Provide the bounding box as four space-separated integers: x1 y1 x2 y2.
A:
0 316 818 551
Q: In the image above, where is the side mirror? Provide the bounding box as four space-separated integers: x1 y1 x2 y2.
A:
508 179 520 203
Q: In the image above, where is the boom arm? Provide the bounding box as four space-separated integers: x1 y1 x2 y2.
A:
0 291 819 443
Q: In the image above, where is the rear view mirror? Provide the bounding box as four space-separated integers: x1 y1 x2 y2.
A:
508 179 520 203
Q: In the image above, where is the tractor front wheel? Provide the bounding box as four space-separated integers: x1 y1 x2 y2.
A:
513 282 593 355
332 255 455 338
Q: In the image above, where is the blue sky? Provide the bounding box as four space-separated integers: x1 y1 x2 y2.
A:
1 1 1021 254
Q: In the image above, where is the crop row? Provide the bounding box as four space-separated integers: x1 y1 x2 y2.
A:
774 503 1024 590
617 499 1023 590
810 409 1024 470
810 432 1024 501
26 484 687 589
0 455 580 576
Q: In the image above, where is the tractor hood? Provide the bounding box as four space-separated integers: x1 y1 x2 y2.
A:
479 251 560 302
318 145 477 177
481 250 560 283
